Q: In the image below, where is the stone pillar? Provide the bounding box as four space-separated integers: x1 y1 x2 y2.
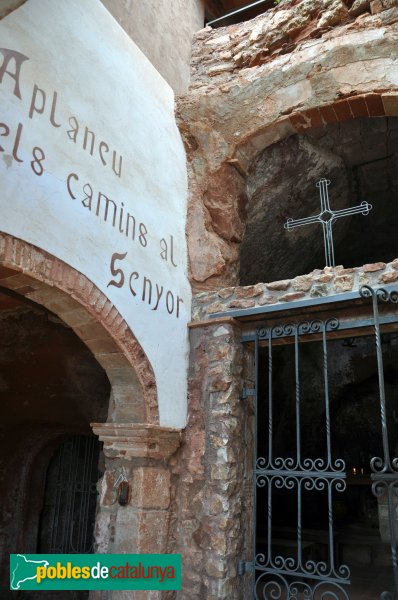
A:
90 423 182 600
174 317 254 600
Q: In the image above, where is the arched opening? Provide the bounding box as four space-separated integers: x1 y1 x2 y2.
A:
240 115 398 284
0 232 158 425
0 234 162 596
0 290 110 598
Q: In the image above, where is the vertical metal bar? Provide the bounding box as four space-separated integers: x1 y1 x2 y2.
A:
322 223 329 267
371 291 392 471
322 323 336 572
268 329 273 468
253 330 259 585
294 327 301 468
267 330 273 565
294 327 303 567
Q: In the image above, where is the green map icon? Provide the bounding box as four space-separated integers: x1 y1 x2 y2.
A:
10 554 49 590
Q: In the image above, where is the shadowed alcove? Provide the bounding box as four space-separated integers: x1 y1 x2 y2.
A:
240 116 398 285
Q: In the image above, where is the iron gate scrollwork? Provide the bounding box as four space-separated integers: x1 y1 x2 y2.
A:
251 318 351 599
360 285 398 600
246 285 398 599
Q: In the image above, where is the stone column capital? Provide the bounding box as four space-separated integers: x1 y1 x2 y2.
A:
91 422 182 459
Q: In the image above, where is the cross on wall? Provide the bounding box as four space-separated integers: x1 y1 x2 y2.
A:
284 178 373 268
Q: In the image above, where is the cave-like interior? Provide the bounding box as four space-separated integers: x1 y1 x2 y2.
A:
240 117 398 285
256 331 398 596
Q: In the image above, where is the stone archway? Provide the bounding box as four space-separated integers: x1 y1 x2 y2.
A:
0 232 181 584
0 231 157 424
179 4 398 291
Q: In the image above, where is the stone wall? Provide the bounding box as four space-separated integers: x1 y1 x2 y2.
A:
191 0 398 87
192 260 398 320
178 0 398 291
174 260 398 599
101 0 205 93
171 320 254 600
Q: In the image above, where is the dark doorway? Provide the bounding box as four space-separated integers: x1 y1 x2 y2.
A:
0 291 110 598
38 435 101 555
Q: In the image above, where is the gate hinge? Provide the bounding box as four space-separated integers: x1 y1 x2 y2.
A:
241 387 255 400
237 560 253 576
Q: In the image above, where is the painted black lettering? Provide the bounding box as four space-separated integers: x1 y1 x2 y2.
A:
125 213 136 240
152 284 164 311
50 91 61 128
107 252 127 289
166 291 174 314
129 271 139 296
67 116 79 142
83 127 95 156
160 238 167 261
118 202 124 234
99 141 109 165
82 183 93 210
176 296 184 318
97 193 117 226
112 150 122 178
12 122 23 163
142 277 152 304
0 48 28 99
0 122 10 152
139 223 147 248
30 146 45 176
29 84 46 119
67 173 78 199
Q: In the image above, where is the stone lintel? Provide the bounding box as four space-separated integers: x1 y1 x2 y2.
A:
91 422 182 459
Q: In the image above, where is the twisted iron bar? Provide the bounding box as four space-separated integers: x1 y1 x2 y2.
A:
360 285 398 599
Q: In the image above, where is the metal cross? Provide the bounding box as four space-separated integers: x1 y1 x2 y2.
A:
284 178 372 267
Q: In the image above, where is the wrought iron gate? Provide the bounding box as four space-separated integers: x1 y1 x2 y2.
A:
243 285 398 600
39 435 100 554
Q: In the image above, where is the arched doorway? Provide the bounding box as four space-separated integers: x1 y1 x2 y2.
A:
0 289 110 598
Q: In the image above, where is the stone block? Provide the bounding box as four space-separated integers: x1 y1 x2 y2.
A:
279 292 306 302
218 287 234 299
293 275 313 292
266 279 291 291
114 508 168 554
130 467 171 509
334 275 354 292
310 284 330 297
363 261 386 272
227 299 256 309
391 259 398 270
235 284 263 298
379 271 398 283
